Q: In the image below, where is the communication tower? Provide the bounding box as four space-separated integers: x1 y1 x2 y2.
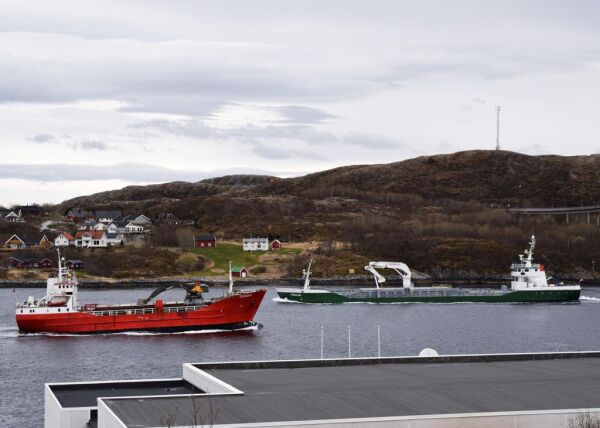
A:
495 105 501 150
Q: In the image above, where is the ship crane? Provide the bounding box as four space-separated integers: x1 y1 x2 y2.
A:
138 282 209 305
364 261 412 289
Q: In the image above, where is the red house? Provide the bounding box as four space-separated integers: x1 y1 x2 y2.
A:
194 234 217 249
231 266 248 278
66 259 84 270
6 256 53 269
271 239 282 250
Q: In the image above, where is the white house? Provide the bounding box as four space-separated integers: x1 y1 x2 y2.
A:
132 215 152 225
74 230 108 248
125 222 144 234
54 233 74 247
243 237 269 251
105 223 119 233
106 232 124 246
4 210 22 223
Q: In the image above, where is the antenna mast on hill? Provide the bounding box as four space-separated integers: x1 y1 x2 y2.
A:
495 105 501 151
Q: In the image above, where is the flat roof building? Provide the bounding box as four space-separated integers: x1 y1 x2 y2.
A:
46 351 600 428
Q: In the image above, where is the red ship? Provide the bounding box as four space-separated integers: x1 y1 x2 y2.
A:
16 252 266 334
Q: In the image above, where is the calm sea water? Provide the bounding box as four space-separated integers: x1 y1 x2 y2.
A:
2 286 600 427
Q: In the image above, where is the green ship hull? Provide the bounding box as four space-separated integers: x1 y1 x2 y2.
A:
276 288 581 304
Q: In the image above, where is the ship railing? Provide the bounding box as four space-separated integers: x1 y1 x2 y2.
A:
511 263 539 270
87 305 204 317
88 307 157 316
163 305 203 313
355 288 508 298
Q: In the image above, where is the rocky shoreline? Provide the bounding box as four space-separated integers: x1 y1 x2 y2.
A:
3 272 596 289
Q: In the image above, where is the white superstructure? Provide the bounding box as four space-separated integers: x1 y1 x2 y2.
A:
510 235 566 290
17 250 79 315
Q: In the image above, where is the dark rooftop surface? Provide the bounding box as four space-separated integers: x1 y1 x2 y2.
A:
51 379 200 408
103 357 600 426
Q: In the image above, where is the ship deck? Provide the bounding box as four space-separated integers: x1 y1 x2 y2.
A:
101 355 600 426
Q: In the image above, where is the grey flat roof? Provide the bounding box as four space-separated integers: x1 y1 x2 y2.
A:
103 357 600 427
51 379 200 408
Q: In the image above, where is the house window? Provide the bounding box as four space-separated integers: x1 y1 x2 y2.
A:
208 242 212 247
93 240 100 245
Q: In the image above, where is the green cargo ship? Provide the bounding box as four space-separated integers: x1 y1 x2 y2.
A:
276 236 581 304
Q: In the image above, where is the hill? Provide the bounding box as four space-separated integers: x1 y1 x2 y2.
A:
56 150 600 277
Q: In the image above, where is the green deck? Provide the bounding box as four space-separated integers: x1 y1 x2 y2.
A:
276 288 581 304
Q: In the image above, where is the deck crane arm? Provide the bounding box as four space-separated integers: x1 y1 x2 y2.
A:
138 282 209 305
364 261 412 289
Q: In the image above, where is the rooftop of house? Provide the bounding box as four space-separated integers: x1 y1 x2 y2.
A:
67 208 93 218
195 234 216 241
94 210 122 218
7 256 52 263
111 220 129 228
4 233 51 245
243 237 268 242
74 230 105 239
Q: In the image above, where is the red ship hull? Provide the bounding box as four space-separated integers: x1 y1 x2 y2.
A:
16 289 266 334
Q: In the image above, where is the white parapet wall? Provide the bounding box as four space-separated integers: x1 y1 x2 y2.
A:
182 363 243 394
95 407 600 428
97 400 127 428
44 384 93 428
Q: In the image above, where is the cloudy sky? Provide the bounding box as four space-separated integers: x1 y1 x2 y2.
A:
1 0 600 206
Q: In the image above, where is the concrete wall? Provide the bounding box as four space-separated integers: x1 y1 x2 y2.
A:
210 409 600 428
192 350 600 371
45 385 92 428
97 401 127 428
182 363 242 394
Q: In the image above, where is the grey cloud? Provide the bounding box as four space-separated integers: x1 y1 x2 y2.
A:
272 105 338 124
28 133 56 143
27 133 110 151
79 140 109 151
0 38 382 116
3 19 598 118
130 118 401 159
0 162 299 182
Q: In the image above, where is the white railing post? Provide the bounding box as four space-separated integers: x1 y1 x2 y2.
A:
377 325 381 358
320 326 324 360
348 325 351 358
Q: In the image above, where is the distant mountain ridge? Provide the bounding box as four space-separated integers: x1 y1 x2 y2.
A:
53 150 600 276
61 150 600 210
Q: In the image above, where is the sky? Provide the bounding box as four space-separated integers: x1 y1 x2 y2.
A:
1 0 600 206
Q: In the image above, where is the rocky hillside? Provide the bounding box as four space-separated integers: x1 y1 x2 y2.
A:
264 150 600 206
61 151 600 210
55 150 600 276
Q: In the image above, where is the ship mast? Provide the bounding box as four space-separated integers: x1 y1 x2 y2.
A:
303 259 313 291
57 248 63 283
228 260 234 294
